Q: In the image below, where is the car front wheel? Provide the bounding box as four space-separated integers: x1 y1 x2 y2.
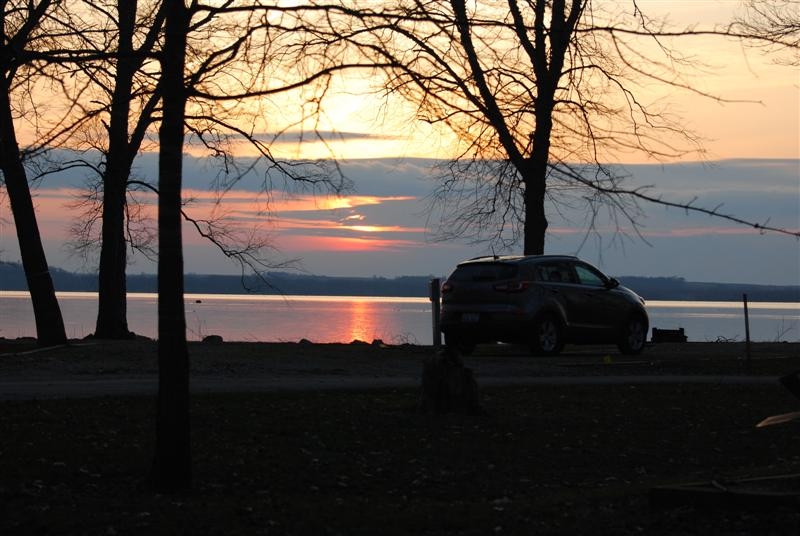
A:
618 315 647 355
531 315 564 356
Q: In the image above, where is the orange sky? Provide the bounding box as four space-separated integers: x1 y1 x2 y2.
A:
257 2 798 163
1 1 797 284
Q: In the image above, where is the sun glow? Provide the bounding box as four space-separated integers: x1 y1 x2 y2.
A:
342 225 395 233
278 235 418 252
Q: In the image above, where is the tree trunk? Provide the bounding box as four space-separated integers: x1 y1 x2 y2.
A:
523 169 548 256
151 0 191 493
523 113 553 255
95 165 130 338
522 0 579 256
0 78 67 347
95 0 137 339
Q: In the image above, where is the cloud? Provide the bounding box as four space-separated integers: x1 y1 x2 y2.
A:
3 155 797 284
638 227 778 238
623 159 800 195
274 216 427 236
178 189 418 219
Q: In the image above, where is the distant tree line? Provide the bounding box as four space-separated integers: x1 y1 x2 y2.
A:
1 262 796 302
614 277 800 304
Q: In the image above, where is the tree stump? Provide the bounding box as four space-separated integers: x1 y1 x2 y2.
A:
418 347 482 415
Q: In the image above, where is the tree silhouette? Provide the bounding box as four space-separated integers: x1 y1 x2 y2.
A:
145 0 361 491
0 0 67 346
151 0 190 493
61 1 350 337
93 1 166 339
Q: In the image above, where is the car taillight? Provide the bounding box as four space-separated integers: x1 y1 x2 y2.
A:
441 281 453 294
493 281 529 293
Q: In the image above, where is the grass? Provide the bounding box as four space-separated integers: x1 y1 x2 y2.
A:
2 384 800 534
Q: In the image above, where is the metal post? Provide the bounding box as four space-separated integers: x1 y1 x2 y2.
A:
429 278 442 348
743 293 751 371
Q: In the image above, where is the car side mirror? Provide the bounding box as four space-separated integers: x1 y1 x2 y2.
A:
606 278 620 289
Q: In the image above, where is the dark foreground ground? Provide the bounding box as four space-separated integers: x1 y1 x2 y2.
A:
1 341 799 534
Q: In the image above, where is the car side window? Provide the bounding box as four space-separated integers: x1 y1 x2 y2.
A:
574 263 606 287
536 262 576 284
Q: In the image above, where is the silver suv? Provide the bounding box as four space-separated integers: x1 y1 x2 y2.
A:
440 255 648 355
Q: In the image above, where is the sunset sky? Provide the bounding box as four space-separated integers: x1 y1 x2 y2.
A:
1 1 798 287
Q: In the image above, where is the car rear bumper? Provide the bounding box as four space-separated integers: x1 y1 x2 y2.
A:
441 309 535 343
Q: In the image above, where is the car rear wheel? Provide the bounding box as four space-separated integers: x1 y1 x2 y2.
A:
530 315 563 356
618 315 647 355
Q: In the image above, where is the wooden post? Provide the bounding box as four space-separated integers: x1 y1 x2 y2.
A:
743 293 752 372
429 278 441 348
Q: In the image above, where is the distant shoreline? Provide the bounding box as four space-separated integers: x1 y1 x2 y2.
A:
1 262 798 302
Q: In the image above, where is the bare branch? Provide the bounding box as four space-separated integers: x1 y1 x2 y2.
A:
332 0 796 252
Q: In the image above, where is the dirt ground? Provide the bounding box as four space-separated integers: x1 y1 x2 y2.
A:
2 340 800 534
1 338 798 379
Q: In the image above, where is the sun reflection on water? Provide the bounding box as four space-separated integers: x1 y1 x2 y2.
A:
345 299 376 343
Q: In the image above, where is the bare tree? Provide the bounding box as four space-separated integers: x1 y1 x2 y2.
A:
151 0 191 493
92 1 166 339
0 0 166 340
144 0 363 491
317 0 799 254
0 0 67 345
60 1 352 338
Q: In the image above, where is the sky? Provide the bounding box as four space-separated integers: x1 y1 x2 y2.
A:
1 1 798 287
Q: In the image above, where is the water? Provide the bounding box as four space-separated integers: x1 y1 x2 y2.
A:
0 291 798 344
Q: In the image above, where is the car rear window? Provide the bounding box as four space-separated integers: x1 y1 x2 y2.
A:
450 263 519 282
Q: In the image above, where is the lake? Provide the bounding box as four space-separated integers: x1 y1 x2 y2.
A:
0 291 798 344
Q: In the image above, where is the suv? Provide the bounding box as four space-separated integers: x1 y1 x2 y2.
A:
440 255 648 355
